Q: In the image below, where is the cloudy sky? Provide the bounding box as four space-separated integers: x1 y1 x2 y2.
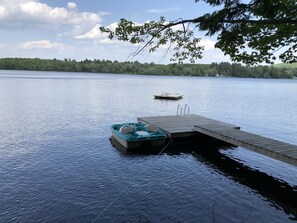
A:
0 0 231 63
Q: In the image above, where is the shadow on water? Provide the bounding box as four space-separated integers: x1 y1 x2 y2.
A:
188 146 297 221
110 137 297 220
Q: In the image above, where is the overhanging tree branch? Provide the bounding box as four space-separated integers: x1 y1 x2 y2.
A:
100 0 297 65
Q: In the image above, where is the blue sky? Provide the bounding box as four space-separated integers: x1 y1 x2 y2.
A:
0 0 231 63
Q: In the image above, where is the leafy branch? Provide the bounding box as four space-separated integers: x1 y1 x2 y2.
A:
100 0 297 64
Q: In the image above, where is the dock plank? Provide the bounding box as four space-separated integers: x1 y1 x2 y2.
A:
193 124 297 166
138 114 240 136
137 114 297 167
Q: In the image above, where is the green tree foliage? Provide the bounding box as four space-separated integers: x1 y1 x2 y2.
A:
100 0 297 65
0 57 296 79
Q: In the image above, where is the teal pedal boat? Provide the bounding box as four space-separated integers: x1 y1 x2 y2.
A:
111 122 167 149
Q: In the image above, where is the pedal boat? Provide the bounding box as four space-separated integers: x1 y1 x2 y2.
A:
111 122 167 149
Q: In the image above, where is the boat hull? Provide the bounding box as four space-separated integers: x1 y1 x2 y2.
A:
111 123 167 149
112 131 166 149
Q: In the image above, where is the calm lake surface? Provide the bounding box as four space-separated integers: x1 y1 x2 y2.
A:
0 70 297 222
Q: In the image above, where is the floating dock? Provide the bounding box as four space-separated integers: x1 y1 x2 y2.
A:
154 93 183 100
138 114 297 167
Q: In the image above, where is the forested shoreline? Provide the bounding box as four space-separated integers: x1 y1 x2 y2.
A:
0 57 296 79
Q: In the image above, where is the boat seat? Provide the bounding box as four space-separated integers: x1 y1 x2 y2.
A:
119 125 134 134
145 124 159 132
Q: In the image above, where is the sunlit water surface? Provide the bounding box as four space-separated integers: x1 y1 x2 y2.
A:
0 70 297 222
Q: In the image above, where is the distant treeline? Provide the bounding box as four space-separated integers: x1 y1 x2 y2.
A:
0 57 296 79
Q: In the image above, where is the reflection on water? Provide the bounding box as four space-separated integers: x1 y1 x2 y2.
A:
192 146 297 220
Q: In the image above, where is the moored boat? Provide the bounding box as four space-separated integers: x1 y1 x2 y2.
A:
111 122 167 149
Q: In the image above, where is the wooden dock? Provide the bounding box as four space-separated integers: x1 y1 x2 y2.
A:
138 114 240 137
138 114 297 167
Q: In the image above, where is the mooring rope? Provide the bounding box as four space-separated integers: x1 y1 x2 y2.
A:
92 139 172 222
157 139 172 155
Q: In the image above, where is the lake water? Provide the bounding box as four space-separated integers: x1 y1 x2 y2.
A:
0 70 297 222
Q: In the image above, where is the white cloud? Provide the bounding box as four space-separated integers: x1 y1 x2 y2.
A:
74 22 117 40
67 2 77 11
146 7 180 14
74 24 105 40
20 40 64 50
19 1 68 22
0 0 107 36
0 5 6 18
199 39 216 51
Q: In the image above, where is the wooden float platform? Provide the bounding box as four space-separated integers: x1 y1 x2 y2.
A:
154 93 183 100
138 114 297 167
